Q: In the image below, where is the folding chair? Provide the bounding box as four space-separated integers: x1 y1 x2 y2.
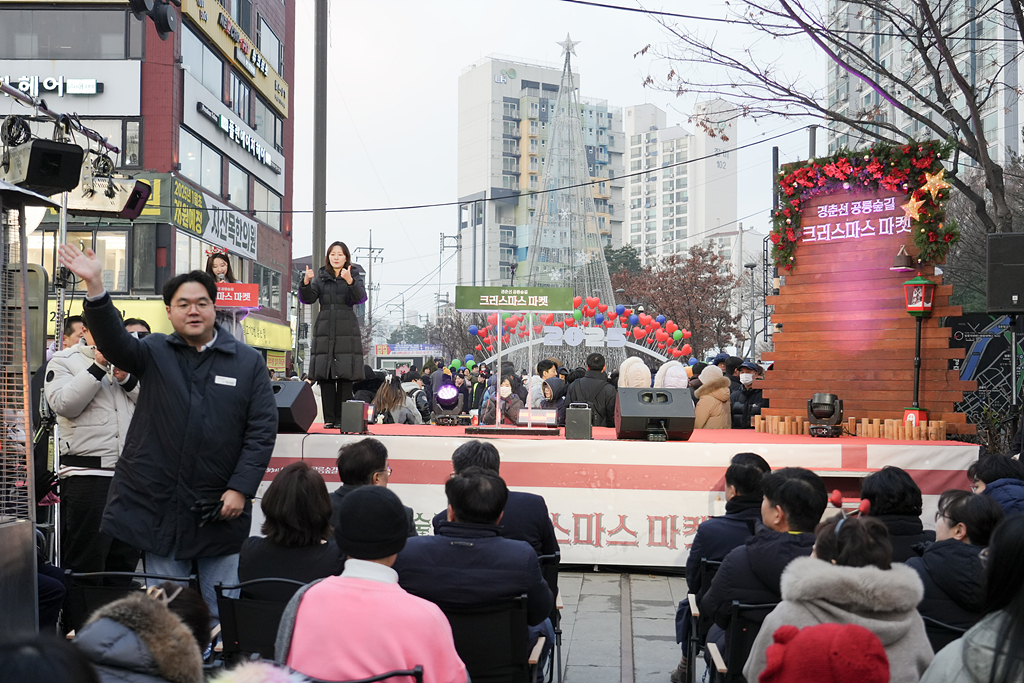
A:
921 614 969 653
442 594 544 683
685 558 722 683
706 600 778 683
538 552 561 683
215 578 307 663
307 666 425 683
63 570 196 634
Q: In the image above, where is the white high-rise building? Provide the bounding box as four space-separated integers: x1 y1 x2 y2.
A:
457 55 625 286
622 100 738 265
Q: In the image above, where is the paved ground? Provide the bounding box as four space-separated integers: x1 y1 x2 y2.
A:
557 572 708 683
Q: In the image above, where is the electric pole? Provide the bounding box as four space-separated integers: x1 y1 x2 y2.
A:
354 229 384 331
312 0 328 322
439 233 459 310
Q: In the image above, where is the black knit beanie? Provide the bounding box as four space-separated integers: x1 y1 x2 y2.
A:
334 486 409 560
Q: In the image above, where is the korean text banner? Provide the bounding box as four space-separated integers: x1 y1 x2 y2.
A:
455 286 574 312
172 178 258 260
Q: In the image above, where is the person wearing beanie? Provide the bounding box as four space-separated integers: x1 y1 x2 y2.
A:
758 623 890 683
711 352 730 371
694 364 732 429
276 486 468 683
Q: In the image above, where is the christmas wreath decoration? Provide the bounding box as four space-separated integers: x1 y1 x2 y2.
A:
770 140 960 271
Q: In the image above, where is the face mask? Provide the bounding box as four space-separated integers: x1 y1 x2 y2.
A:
740 373 754 386
499 386 512 399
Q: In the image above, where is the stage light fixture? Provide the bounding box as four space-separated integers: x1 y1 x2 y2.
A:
807 393 844 438
65 153 152 219
433 385 462 425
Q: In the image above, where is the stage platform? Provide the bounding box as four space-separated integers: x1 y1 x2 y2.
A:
257 424 979 568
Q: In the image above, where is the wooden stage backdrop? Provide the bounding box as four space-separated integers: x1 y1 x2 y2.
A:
760 188 977 434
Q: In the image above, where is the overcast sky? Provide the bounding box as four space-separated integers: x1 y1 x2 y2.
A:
289 0 826 325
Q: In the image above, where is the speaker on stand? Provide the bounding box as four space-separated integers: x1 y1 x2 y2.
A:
271 381 317 433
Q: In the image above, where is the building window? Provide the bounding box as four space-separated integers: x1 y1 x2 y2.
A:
0 9 143 59
133 225 155 293
228 162 249 210
181 25 223 99
230 0 252 36
253 96 284 152
26 117 141 169
179 128 222 195
254 263 282 311
229 72 251 124
253 180 281 231
95 231 129 292
257 15 283 73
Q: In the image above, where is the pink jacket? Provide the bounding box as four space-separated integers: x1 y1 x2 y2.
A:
281 572 468 683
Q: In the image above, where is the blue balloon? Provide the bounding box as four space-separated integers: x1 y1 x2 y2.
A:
629 314 639 326
594 313 604 325
468 325 479 336
656 315 666 325
465 354 474 362
688 357 699 366
616 304 625 315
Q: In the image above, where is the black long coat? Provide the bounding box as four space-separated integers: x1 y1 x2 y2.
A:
299 265 366 382
83 293 278 560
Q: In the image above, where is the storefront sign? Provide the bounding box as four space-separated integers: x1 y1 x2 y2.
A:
243 315 292 350
266 350 287 371
182 0 288 117
47 299 172 336
455 286 574 312
172 178 258 260
374 344 443 356
216 282 259 308
195 101 279 172
1 75 102 98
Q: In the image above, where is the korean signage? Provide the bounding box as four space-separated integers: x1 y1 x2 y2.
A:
266 350 287 372
0 61 141 117
454 286 574 312
196 102 280 173
181 0 289 117
171 178 258 260
799 195 910 243
216 282 259 308
374 344 443 356
243 316 292 351
1 76 101 98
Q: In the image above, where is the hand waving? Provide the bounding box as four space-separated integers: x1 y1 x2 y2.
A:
58 243 104 296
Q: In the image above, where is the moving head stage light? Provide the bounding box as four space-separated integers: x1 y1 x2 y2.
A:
808 393 844 438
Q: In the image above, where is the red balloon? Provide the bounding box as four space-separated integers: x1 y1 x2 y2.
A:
658 343 666 349
597 304 608 313
487 313 498 325
487 345 493 352
573 296 583 308
666 321 678 334
533 325 543 334
586 296 599 309
651 321 661 330
682 329 692 339
671 348 683 358
655 330 669 343
608 311 617 319
554 321 564 329
632 327 647 340
475 344 483 351
624 308 633 317
565 318 575 327
604 319 614 327
681 343 692 355
477 329 486 337
542 313 555 325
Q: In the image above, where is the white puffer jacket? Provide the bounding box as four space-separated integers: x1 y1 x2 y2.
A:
44 339 139 472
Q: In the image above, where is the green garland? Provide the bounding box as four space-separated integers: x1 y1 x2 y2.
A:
770 140 960 271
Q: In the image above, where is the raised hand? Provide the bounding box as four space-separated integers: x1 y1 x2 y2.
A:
340 265 353 285
58 243 104 297
303 266 315 285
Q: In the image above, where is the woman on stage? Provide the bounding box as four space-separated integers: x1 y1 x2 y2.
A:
205 252 245 342
300 241 367 428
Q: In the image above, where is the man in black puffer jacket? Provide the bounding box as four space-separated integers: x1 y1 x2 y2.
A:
730 361 767 429
564 353 617 427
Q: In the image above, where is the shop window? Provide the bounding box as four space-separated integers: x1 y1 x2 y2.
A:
229 72 251 124
95 231 128 293
228 162 249 210
253 180 281 231
179 128 222 195
254 263 281 311
0 8 143 59
181 25 223 99
133 226 155 293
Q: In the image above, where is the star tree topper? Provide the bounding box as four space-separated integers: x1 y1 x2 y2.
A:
922 169 951 201
558 34 580 56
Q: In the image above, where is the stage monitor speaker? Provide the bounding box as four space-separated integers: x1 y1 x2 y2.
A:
340 400 369 434
987 233 1024 314
565 403 593 440
614 388 695 441
271 380 317 433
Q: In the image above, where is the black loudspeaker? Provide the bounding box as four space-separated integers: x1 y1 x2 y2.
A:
271 381 317 433
340 400 369 434
614 388 695 441
565 403 593 440
987 234 1024 314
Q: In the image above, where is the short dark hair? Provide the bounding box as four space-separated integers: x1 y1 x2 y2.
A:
161 270 217 306
967 454 1024 485
982 515 1024 683
336 438 388 486
860 466 923 516
726 452 771 497
936 489 1004 546
452 440 500 474
537 359 556 375
155 582 211 650
691 362 707 378
260 461 333 547
324 241 352 272
63 315 84 338
122 317 151 332
0 634 100 683
445 466 508 525
586 353 606 372
761 467 828 532
814 515 893 570
405 370 422 383
724 356 745 376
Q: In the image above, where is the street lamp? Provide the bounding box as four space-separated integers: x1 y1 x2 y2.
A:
744 261 757 358
903 273 936 426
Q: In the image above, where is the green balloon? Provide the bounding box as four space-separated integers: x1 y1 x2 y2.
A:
573 310 583 320
466 361 476 369
672 330 683 340
450 360 462 369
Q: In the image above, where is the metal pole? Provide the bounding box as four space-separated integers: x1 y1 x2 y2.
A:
0 81 119 154
366 229 373 334
311 0 329 322
749 268 756 358
913 316 922 409
496 315 502 426
808 125 818 159
772 146 780 210
1012 322 1017 407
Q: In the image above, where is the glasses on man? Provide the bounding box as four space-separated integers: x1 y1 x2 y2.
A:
979 546 989 569
173 299 212 312
378 465 392 477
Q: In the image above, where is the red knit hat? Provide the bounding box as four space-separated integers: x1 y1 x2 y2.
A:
758 623 889 683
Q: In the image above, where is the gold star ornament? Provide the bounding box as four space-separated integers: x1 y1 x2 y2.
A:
922 169 951 200
902 195 925 221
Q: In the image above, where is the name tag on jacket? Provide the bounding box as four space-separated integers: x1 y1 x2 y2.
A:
215 375 237 387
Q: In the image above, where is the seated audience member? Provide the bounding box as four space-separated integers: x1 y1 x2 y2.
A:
861 465 936 562
276 487 468 683
371 374 423 425
331 438 416 537
907 490 1004 652
400 370 432 422
671 452 771 683
529 359 559 408
352 364 384 404
564 353 618 427
700 468 827 652
967 454 1024 515
431 441 558 556
693 365 732 430
618 357 652 388
238 461 343 601
1 634 100 683
74 583 209 683
744 516 932 683
920 514 1024 683
481 376 525 425
758 623 891 683
653 360 689 389
396 467 553 656
539 375 567 425
730 361 767 429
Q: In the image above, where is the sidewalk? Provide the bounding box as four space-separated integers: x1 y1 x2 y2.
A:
558 572 705 683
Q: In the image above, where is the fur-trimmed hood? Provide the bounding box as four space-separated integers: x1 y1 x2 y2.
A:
695 375 731 400
618 357 651 388
74 593 203 683
654 361 689 389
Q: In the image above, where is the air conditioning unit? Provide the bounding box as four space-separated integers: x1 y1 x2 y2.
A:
840 93 849 102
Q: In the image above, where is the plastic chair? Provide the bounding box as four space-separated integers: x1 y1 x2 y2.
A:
215 578 307 663
686 558 722 683
63 570 196 634
538 552 561 683
706 600 779 683
442 594 543 683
